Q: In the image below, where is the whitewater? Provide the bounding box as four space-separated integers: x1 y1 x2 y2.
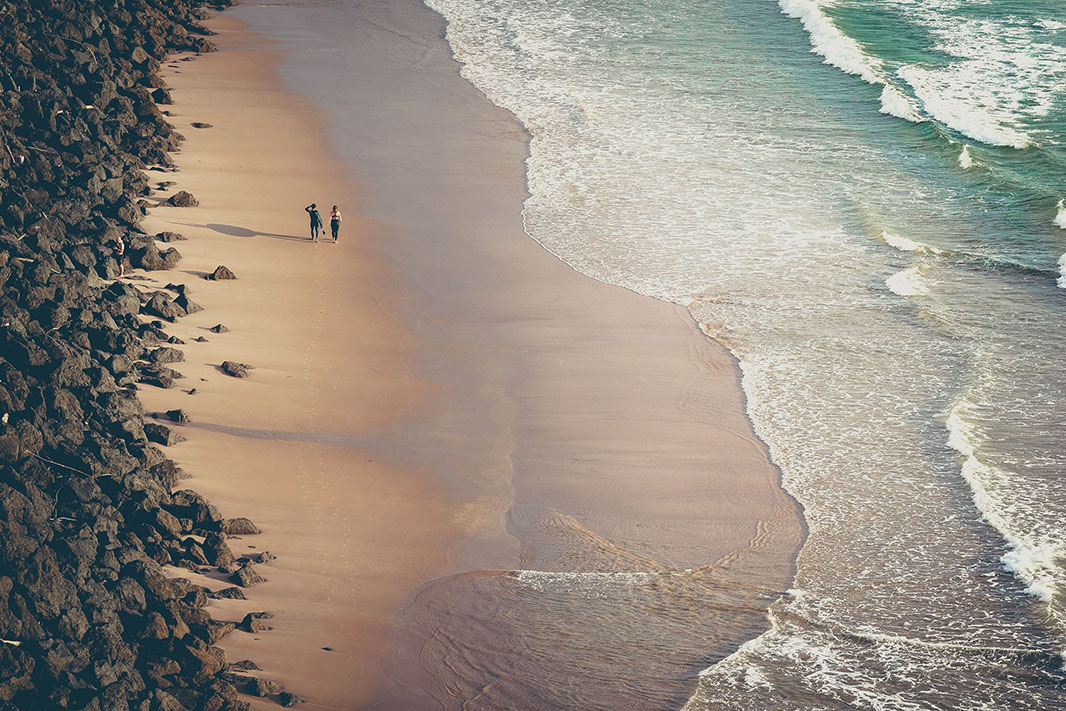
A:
425 0 1066 707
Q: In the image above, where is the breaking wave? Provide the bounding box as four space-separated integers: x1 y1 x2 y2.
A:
778 0 882 85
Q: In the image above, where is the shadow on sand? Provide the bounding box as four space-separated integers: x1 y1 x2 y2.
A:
177 222 309 242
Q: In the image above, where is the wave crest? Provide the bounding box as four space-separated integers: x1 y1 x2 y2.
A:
947 399 1065 604
879 84 923 122
880 230 944 255
899 66 1031 149
778 0 883 84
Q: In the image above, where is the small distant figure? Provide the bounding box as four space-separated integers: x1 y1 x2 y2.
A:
114 237 125 277
330 205 341 242
305 203 323 242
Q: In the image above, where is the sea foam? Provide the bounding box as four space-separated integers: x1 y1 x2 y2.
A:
886 266 928 296
899 65 1031 149
958 145 973 169
881 230 943 254
1055 199 1066 230
947 400 1064 603
778 0 883 85
879 84 922 122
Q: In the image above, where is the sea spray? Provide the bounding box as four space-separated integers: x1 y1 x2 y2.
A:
1055 200 1066 230
958 145 973 170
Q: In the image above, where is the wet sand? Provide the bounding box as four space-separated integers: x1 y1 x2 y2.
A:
138 2 805 708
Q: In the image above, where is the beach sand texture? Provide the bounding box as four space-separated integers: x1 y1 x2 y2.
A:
137 17 456 709
135 2 805 708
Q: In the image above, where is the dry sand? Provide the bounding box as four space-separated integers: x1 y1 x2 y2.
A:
136 17 456 710
128 3 805 709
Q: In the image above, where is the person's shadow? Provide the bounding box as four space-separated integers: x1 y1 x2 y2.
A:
178 222 308 241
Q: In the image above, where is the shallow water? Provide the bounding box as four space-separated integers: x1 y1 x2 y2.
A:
422 0 1066 707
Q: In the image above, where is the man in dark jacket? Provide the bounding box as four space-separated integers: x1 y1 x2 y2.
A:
305 203 324 242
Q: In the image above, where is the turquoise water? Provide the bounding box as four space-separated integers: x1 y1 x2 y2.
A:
425 0 1066 707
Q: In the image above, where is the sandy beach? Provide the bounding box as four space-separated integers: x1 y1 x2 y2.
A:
135 17 458 709
131 3 804 708
3 0 1063 708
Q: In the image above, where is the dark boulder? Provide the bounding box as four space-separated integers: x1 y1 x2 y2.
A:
244 550 276 564
204 621 235 644
165 409 189 424
175 293 202 314
201 532 235 570
182 644 225 681
240 611 273 633
152 690 185 711
130 239 182 271
139 364 184 389
207 265 236 280
220 518 260 535
251 677 281 697
167 190 198 207
148 346 184 364
151 88 174 105
229 564 264 588
143 292 185 321
144 423 184 446
220 361 250 378
209 587 246 601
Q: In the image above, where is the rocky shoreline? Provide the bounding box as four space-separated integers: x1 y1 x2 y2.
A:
0 1 292 708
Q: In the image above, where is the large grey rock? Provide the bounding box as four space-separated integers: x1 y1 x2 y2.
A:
229 563 265 588
142 292 185 321
251 677 281 697
167 190 197 207
207 265 236 280
144 422 184 446
148 347 184 364
220 517 259 535
165 409 190 424
220 361 250 378
240 611 273 633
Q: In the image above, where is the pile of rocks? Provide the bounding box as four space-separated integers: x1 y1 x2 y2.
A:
0 1 288 709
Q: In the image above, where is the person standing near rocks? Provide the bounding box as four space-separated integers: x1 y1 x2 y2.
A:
114 236 125 277
330 205 341 242
305 203 323 242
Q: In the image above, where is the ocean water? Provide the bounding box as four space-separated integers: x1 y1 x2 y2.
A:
422 0 1066 707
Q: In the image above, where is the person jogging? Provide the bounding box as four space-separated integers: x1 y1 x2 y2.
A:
305 203 323 242
329 205 341 242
